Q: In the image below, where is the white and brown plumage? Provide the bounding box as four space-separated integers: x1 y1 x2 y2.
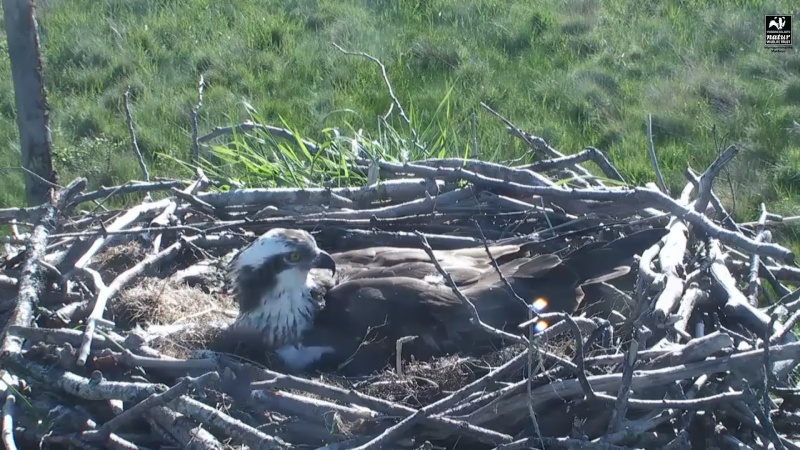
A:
226 227 667 375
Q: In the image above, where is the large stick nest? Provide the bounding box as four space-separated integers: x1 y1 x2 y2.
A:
1 123 800 450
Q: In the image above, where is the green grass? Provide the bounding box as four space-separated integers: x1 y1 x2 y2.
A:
0 0 799 230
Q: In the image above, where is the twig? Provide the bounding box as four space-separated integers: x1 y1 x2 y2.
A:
494 436 632 450
607 326 651 433
480 103 597 188
771 309 800 345
70 180 184 207
191 74 205 167
415 231 526 346
87 372 220 440
533 312 596 399
146 405 224 450
748 203 769 306
395 336 417 378
646 113 670 195
693 144 739 215
741 380 785 450
172 395 288 449
123 87 150 182
332 43 417 143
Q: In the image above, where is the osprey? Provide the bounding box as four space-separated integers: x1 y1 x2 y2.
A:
226 227 666 375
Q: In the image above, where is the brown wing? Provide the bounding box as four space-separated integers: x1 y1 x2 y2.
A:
309 277 473 375
340 261 484 286
307 255 584 376
559 228 668 282
331 245 522 279
304 228 668 376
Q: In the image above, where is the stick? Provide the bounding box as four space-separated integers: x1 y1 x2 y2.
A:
652 183 692 325
395 336 417 377
480 103 596 188
123 87 150 182
70 181 184 207
67 198 172 272
748 203 769 306
197 121 321 154
2 352 164 401
0 201 56 355
607 326 650 433
197 178 448 209
87 372 220 440
467 340 800 425
373 159 795 262
693 145 739 215
708 238 799 380
191 74 205 167
146 405 224 450
171 395 288 449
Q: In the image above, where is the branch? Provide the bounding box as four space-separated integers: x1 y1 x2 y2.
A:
693 144 739 215
0 198 56 355
87 371 220 441
123 87 150 183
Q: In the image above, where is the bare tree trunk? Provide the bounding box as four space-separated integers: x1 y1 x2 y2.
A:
2 0 56 206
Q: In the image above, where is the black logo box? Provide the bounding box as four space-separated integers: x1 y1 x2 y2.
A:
765 15 792 47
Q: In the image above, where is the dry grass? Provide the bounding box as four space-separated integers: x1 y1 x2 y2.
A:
111 275 234 325
317 343 532 408
94 241 147 279
109 272 237 358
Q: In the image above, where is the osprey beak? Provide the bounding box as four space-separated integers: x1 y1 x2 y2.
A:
312 250 336 275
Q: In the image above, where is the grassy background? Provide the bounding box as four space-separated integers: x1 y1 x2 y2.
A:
0 0 799 227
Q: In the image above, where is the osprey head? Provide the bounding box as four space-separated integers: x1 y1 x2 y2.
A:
231 228 336 277
227 228 336 348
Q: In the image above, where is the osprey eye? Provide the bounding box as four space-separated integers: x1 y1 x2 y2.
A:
288 251 302 262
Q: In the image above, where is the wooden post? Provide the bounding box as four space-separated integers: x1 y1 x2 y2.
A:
2 0 56 206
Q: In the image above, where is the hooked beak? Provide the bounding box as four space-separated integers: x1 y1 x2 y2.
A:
312 250 336 275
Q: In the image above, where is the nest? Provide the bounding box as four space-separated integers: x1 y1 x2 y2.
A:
1 122 800 450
